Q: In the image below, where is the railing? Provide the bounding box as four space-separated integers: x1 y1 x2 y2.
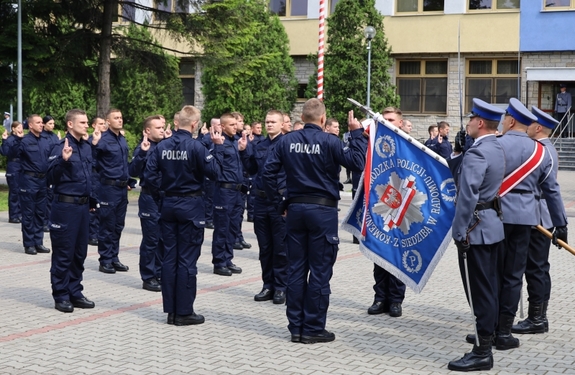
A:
552 107 574 148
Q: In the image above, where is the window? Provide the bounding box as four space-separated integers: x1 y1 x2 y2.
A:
397 60 448 114
180 60 196 105
466 59 519 111
297 83 308 102
544 0 575 9
120 0 136 23
468 0 520 10
329 0 341 14
155 1 189 22
397 0 445 13
269 0 308 17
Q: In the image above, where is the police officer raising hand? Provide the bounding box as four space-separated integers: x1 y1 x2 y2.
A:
238 131 248 151
347 110 362 130
209 124 224 145
91 128 101 146
164 122 173 138
61 138 73 161
140 134 150 152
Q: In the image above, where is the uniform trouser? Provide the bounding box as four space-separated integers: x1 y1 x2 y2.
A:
203 178 215 224
97 185 128 265
525 227 552 304
373 264 406 304
253 197 287 291
45 185 54 227
19 174 47 247
458 242 502 337
49 199 89 303
212 186 243 268
285 203 339 336
6 171 21 220
499 223 532 317
160 196 204 315
247 177 255 219
138 193 163 282
89 177 100 240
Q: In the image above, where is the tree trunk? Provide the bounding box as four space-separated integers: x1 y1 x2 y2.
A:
97 0 114 117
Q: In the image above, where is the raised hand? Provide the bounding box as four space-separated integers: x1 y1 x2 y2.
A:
238 131 248 151
141 133 150 152
57 130 62 140
165 122 172 138
62 138 73 161
91 129 101 145
348 110 361 131
2 129 7 140
210 125 224 145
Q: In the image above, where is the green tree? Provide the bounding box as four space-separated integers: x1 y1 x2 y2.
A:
199 0 297 122
307 0 399 134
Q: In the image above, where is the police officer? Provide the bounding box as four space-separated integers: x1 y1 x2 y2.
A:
92 109 130 273
555 83 572 137
18 114 52 255
467 98 568 350
88 117 107 246
511 107 562 335
447 99 506 372
263 99 366 344
47 109 96 313
129 115 166 292
201 118 220 230
1 121 23 223
42 115 60 233
239 110 287 304
231 112 251 250
211 113 245 276
145 105 223 325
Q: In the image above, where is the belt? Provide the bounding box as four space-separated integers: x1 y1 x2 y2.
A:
141 186 152 195
255 189 267 198
101 179 128 187
164 191 202 197
8 158 20 162
509 189 531 194
220 183 243 191
57 194 88 205
475 201 495 211
289 196 337 208
24 171 46 178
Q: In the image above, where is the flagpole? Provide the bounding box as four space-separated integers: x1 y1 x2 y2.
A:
458 20 463 131
317 0 326 101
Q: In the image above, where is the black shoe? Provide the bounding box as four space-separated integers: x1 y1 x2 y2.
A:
24 246 37 255
43 225 50 233
495 314 520 350
233 242 243 250
99 263 116 274
35 245 50 253
367 301 389 315
273 290 286 305
55 300 74 313
8 218 21 224
174 313 205 326
240 240 252 249
389 302 402 317
143 278 161 292
465 334 496 345
353 237 360 244
448 335 493 371
301 330 336 344
254 288 274 302
88 238 98 246
214 266 232 276
511 303 545 334
291 334 301 343
71 297 95 309
167 313 175 325
205 222 214 229
228 264 242 274
112 261 129 272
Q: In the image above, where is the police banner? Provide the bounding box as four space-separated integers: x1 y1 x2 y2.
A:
342 115 456 293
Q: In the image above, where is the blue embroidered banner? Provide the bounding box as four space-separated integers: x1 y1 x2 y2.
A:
342 117 456 293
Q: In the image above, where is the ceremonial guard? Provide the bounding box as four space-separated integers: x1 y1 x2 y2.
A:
511 107 564 335
1 121 23 223
47 109 96 313
239 110 287 304
18 114 52 255
447 99 506 372
263 99 366 344
145 105 222 325
42 115 60 233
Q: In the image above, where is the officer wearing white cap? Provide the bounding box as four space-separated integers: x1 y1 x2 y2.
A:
465 98 568 351
447 98 506 372
511 106 565 335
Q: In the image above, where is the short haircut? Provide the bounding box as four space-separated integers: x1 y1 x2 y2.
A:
266 109 284 119
106 108 121 118
179 105 201 128
428 125 437 134
438 121 450 130
251 121 261 127
293 120 304 126
27 114 42 123
231 111 244 121
301 98 326 123
220 112 236 125
173 111 180 122
326 118 338 126
91 117 104 125
483 119 499 131
142 115 163 130
383 107 402 119
65 109 87 124
11 121 21 130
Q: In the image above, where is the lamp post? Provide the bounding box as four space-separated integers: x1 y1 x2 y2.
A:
364 25 376 110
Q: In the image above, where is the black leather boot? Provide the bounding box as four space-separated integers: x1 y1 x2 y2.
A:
448 334 494 371
542 301 549 332
495 314 520 350
511 303 545 334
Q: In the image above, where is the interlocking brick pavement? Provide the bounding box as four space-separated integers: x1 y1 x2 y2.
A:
0 171 574 374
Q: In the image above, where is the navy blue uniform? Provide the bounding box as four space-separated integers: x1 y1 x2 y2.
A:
17 132 52 247
211 133 244 269
42 131 60 229
246 134 265 220
200 136 215 226
93 129 130 266
1 133 22 221
240 134 287 294
47 134 93 303
129 141 163 283
145 129 221 316
87 135 100 242
263 123 367 337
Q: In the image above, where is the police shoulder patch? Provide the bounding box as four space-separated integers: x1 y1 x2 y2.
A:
205 154 213 161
